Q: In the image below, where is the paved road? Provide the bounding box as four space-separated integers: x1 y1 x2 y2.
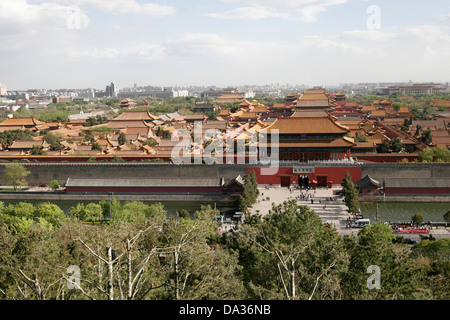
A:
250 186 450 239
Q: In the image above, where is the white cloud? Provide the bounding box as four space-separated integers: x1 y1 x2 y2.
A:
68 43 166 60
29 0 177 17
340 29 399 42
206 6 290 20
0 0 90 34
403 25 450 43
163 33 234 58
67 0 177 16
212 0 348 22
302 35 353 50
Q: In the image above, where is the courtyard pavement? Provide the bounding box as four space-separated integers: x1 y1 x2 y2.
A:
250 186 359 237
249 186 450 239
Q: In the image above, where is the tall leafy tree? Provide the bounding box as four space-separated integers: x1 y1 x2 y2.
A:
342 223 426 299
34 202 66 228
233 200 349 300
157 205 245 300
69 203 103 223
4 163 31 190
30 145 46 155
43 132 63 151
341 171 360 214
66 217 165 300
411 213 424 227
376 141 390 153
238 171 259 212
420 129 432 144
432 146 450 162
0 223 71 300
418 147 434 162
0 129 36 148
118 132 126 146
389 137 403 153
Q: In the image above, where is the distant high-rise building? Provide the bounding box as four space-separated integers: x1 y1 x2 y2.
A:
105 82 119 97
0 83 7 96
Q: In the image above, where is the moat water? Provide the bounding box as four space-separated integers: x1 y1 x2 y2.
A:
1 198 448 223
360 202 449 223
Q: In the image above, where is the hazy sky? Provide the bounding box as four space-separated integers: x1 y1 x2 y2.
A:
1 0 449 90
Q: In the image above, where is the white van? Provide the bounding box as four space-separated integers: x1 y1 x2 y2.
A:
351 218 370 228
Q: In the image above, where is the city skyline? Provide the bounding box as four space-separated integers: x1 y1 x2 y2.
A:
1 0 449 90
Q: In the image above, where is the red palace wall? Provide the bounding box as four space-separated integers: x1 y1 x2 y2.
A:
247 166 362 187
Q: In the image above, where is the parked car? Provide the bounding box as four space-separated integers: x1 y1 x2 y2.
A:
404 238 417 245
351 218 370 228
39 184 48 187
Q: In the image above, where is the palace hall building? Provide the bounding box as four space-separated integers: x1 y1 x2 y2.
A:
249 89 358 188
292 88 338 111
261 110 355 162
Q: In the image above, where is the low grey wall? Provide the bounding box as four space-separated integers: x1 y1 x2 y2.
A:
0 163 248 186
361 162 450 183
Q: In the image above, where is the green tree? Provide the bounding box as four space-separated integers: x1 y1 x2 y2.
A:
118 132 126 146
419 129 432 144
111 201 166 223
91 142 102 151
34 202 66 228
4 163 31 190
444 210 450 223
410 238 450 299
341 171 353 198
3 202 35 219
418 147 434 162
84 115 108 127
418 147 450 163
432 146 450 162
205 109 219 120
1 202 65 232
111 156 125 162
412 213 424 227
376 141 390 153
43 132 63 151
0 223 72 299
176 209 190 219
158 206 244 300
84 131 94 143
400 118 410 132
232 200 348 300
0 202 36 233
69 202 102 223
342 223 425 299
341 171 360 213
100 197 122 219
354 135 368 142
389 137 403 153
143 138 158 147
238 171 259 212
414 125 422 136
30 145 46 155
49 179 60 190
0 129 36 148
